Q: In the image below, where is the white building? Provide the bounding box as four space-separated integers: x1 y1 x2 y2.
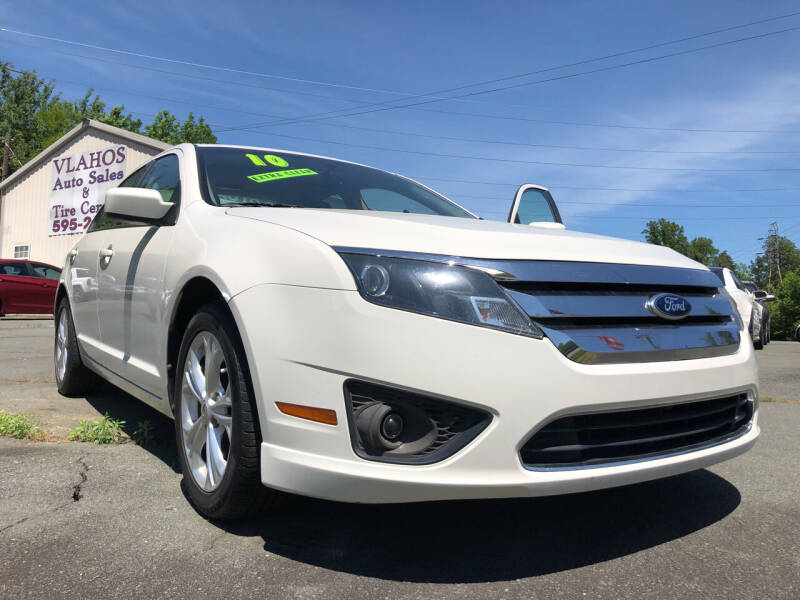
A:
0 119 169 267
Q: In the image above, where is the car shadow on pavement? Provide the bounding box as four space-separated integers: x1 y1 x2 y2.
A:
83 384 179 472
219 469 740 583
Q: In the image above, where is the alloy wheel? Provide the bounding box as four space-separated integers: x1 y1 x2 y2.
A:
55 308 68 383
180 331 233 492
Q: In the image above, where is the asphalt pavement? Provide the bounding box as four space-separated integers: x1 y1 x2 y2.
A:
0 318 798 599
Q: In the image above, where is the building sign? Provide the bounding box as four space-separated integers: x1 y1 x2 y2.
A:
49 145 127 236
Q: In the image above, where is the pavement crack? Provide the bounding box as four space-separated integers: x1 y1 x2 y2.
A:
0 516 29 534
72 457 88 502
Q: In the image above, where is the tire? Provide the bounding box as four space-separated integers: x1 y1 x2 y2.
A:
748 314 763 350
173 302 282 520
54 300 101 396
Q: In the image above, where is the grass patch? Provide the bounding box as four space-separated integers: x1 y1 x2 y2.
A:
0 410 44 440
132 420 156 447
68 413 126 444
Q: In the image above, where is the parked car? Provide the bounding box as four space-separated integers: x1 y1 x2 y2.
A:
742 281 775 345
55 144 759 519
0 259 61 316
710 267 764 349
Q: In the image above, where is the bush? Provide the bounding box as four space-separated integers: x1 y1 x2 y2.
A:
0 410 44 440
769 271 800 340
68 414 126 444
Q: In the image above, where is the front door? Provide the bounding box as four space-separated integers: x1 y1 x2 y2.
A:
96 154 180 395
0 261 38 313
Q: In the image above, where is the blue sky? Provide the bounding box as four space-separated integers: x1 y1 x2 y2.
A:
2 0 800 265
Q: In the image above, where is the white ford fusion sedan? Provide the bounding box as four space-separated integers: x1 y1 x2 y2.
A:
55 144 759 519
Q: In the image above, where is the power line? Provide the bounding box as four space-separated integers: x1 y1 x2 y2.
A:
42 70 800 152
7 24 800 136
5 10 799 113
218 118 800 154
475 211 800 221
2 39 370 105
13 59 800 140
232 25 800 130
411 176 800 193
240 129 800 172
409 106 800 135
459 195 800 208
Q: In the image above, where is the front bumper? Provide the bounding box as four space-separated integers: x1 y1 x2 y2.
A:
230 284 759 504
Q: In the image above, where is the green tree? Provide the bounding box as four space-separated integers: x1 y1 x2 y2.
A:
35 91 142 149
641 219 690 255
0 63 57 174
768 270 800 339
144 110 216 144
748 236 800 291
687 236 718 265
1 62 216 178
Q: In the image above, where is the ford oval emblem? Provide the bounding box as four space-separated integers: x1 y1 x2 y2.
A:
646 293 691 320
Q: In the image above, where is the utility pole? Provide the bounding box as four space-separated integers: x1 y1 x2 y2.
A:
0 133 8 228
766 222 782 288
1 133 8 183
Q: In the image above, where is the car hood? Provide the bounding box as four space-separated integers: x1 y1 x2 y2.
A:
226 208 703 269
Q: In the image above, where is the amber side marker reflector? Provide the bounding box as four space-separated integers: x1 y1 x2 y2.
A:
275 402 338 426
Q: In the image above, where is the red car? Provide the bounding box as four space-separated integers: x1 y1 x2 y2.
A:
0 259 61 315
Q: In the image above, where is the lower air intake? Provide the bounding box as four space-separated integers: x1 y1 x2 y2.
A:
521 393 753 468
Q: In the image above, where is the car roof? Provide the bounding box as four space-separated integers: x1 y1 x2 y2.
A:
0 258 60 268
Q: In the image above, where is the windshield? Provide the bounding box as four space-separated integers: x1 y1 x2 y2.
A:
196 147 474 218
709 267 725 284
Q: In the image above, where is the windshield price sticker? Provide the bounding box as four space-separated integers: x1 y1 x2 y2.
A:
49 145 127 236
246 153 290 167
248 168 317 183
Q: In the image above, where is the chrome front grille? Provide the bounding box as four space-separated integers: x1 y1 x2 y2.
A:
491 261 741 364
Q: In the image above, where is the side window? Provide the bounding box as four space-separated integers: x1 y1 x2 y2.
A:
88 158 177 233
515 189 556 224
119 162 152 188
0 262 28 276
30 263 61 280
139 155 180 203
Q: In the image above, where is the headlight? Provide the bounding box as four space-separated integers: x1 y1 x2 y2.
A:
339 253 542 338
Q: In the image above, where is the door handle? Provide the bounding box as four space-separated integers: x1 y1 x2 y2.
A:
99 246 114 259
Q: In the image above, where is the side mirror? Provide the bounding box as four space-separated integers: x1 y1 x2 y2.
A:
754 290 767 299
104 188 173 222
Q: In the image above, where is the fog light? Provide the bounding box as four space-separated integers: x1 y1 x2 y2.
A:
381 412 404 440
345 380 492 465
